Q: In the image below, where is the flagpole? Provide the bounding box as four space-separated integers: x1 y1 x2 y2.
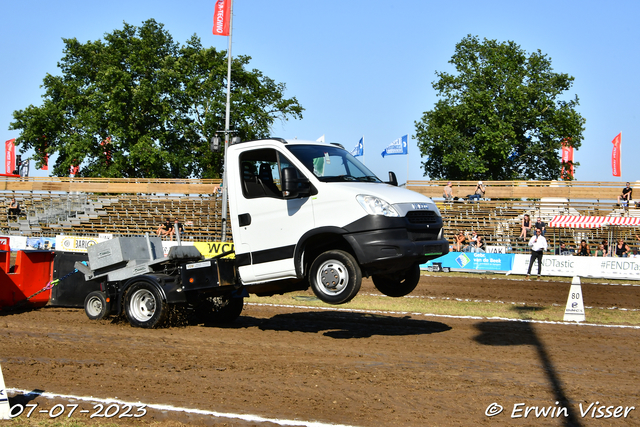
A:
220 0 233 242
362 135 365 165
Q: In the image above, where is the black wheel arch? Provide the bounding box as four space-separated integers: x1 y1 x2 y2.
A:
294 227 358 278
120 273 185 305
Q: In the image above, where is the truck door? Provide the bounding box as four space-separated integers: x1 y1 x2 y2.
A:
233 148 314 283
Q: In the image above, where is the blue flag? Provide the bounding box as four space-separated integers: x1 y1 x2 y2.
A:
351 137 364 157
381 135 408 158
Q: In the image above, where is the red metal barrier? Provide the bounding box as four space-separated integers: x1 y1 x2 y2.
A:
0 240 55 310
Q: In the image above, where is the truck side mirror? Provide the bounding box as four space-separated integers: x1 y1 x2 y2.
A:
387 171 398 187
282 167 310 199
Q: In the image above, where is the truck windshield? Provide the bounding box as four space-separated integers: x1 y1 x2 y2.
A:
286 145 382 183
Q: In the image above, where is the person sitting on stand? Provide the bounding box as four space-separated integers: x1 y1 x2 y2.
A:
7 198 21 220
534 217 546 236
555 242 571 255
615 238 630 257
518 214 531 240
454 231 467 252
169 219 185 241
617 182 632 207
156 218 172 238
467 181 485 202
443 181 454 201
594 244 607 257
576 239 590 256
472 235 486 253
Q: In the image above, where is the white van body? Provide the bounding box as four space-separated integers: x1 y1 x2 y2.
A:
226 138 448 303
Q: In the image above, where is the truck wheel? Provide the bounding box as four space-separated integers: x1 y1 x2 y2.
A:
372 263 421 297
309 250 361 304
124 282 167 328
201 295 244 323
84 291 110 320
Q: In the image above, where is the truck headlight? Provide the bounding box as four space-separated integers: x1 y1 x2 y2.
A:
356 195 399 217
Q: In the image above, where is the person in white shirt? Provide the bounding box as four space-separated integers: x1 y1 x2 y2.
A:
526 228 548 280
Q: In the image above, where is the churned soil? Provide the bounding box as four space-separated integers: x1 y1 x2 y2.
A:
1 274 639 426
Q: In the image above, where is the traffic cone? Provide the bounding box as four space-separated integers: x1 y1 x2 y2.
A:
563 276 586 322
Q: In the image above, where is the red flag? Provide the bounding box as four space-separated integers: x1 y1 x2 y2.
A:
5 139 15 174
560 139 574 179
612 133 621 177
212 0 231 36
70 164 79 176
41 153 49 171
101 137 112 164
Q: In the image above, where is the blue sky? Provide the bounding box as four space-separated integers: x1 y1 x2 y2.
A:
2 0 639 185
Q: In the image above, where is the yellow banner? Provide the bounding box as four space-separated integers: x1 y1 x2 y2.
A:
193 242 235 259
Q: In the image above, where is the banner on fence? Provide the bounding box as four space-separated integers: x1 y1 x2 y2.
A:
421 251 513 272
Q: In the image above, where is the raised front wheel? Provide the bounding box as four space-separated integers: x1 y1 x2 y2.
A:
372 263 421 297
309 250 361 304
124 282 167 328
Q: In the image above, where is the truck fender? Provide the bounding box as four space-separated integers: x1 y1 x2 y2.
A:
294 226 352 278
120 273 186 305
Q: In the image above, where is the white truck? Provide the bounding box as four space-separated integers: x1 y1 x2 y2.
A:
76 138 448 327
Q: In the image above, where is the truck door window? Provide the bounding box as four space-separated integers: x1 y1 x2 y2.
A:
239 148 302 199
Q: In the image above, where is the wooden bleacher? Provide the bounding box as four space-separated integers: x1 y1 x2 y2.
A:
1 177 638 252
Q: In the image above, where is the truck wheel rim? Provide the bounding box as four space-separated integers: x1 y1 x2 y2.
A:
87 296 103 317
129 289 156 321
316 260 348 296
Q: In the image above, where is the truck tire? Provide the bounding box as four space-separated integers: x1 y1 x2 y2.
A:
372 263 421 297
84 291 110 321
309 250 361 304
124 282 167 328
200 295 244 323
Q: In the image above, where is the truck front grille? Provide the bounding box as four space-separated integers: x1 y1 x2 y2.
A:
406 211 439 224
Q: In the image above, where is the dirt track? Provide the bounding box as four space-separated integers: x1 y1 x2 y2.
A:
2 274 639 426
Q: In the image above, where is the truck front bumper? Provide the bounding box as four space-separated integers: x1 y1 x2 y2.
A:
343 228 449 275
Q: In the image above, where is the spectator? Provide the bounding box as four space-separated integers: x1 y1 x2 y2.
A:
7 198 21 220
472 235 486 253
576 240 590 256
555 242 571 255
534 217 546 236
614 238 630 257
617 182 632 207
156 218 172 238
526 228 548 280
631 247 640 258
443 181 454 201
454 231 467 252
467 181 485 202
170 219 185 240
518 214 531 240
602 239 610 256
594 244 607 257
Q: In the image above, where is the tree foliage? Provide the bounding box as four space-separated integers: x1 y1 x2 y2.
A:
10 19 303 178
414 35 585 181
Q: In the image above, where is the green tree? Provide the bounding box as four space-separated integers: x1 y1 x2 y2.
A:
10 19 303 178
414 35 585 181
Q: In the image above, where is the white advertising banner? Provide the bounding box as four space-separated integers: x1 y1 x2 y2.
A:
512 254 640 280
56 235 106 252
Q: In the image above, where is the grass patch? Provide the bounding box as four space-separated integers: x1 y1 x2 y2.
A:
247 274 640 326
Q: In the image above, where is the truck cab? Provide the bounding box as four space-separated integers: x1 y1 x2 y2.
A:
226 138 448 304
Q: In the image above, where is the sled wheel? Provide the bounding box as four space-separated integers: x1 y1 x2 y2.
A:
124 282 167 328
84 291 110 321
